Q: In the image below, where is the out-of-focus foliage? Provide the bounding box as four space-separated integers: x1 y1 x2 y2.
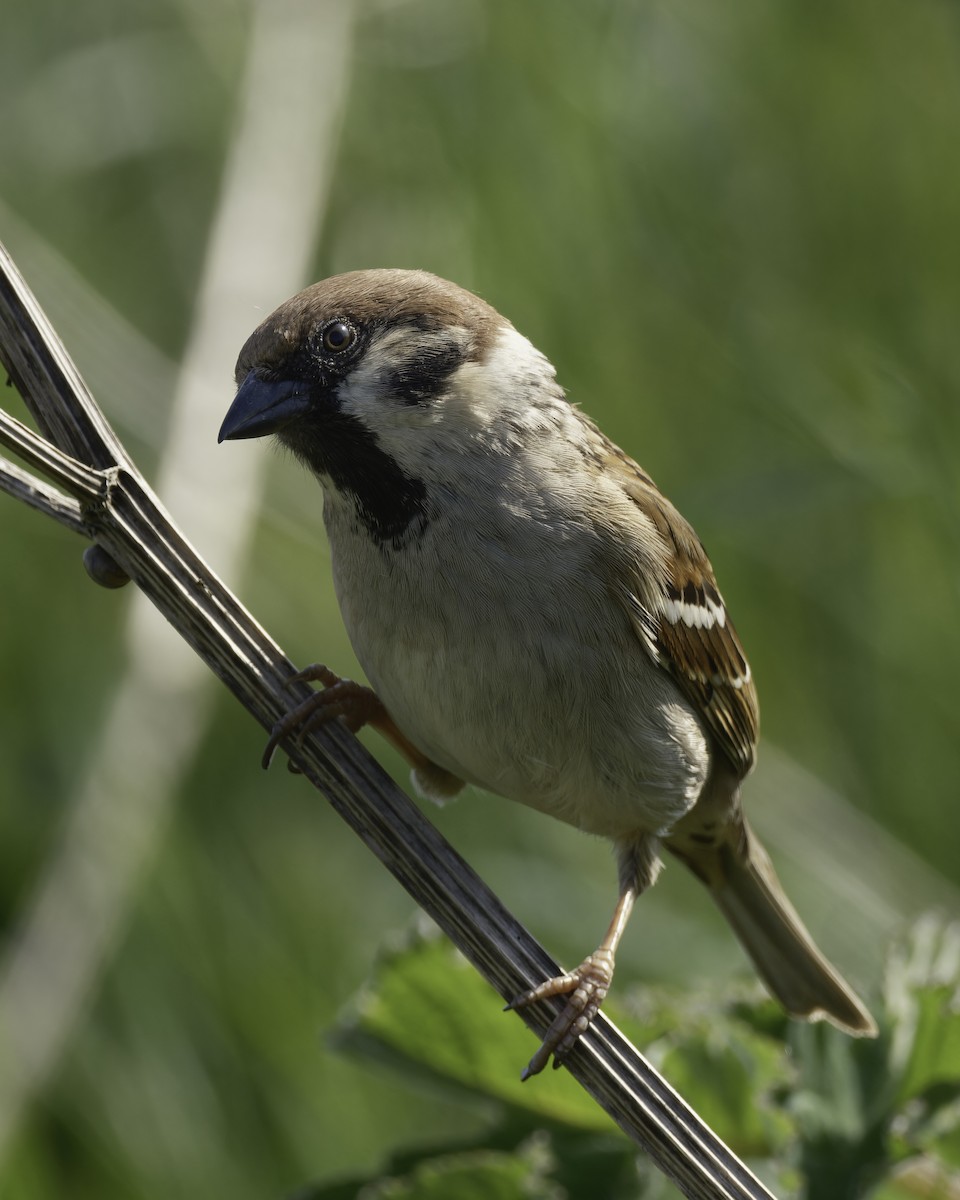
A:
1 0 959 1197
312 918 960 1198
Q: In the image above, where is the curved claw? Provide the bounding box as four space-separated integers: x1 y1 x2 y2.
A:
262 666 382 769
260 664 465 799
508 949 615 1080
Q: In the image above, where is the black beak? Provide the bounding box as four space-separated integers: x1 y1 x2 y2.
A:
218 370 313 443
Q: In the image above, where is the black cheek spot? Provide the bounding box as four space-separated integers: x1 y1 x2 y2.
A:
387 340 465 406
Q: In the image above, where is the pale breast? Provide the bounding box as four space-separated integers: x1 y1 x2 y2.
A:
324 489 711 840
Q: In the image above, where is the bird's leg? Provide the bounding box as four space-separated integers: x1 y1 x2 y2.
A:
507 837 659 1080
507 886 636 1080
262 664 463 797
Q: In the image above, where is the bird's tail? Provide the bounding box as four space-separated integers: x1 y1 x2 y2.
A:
668 818 877 1037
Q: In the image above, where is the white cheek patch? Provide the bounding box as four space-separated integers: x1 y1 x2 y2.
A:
336 327 421 418
453 326 559 430
338 324 473 426
335 322 573 481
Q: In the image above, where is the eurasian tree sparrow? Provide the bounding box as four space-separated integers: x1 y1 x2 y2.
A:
219 269 877 1078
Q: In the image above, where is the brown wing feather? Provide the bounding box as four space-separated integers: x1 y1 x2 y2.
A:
603 439 760 779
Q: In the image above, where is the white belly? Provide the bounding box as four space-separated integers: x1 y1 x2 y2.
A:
326 500 710 840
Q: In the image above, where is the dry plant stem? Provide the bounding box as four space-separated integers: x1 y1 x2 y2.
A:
0 451 86 532
0 240 777 1200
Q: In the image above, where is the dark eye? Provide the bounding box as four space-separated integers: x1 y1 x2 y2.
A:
321 320 355 353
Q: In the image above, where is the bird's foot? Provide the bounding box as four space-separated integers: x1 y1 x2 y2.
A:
262 665 464 797
506 948 615 1080
262 664 382 769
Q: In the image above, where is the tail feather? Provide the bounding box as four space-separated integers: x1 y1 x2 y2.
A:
669 819 877 1037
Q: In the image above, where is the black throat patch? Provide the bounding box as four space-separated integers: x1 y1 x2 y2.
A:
280 408 428 547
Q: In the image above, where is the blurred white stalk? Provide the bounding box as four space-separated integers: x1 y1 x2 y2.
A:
0 0 355 1163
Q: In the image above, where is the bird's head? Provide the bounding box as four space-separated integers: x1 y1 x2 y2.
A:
219 269 565 543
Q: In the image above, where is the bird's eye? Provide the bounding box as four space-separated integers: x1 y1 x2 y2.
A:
321 321 355 353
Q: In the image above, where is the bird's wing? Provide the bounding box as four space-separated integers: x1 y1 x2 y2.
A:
604 445 760 778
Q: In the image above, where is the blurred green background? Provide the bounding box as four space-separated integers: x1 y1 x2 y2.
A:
1 0 959 1196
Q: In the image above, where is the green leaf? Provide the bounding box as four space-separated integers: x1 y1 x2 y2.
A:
868 1156 960 1200
332 918 797 1163
878 917 960 1178
788 1022 892 1196
784 917 960 1196
304 1135 563 1200
331 920 613 1130
886 917 960 1106
936 1121 960 1171
656 1023 794 1156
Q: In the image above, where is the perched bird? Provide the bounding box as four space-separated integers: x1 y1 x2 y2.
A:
219 269 877 1078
